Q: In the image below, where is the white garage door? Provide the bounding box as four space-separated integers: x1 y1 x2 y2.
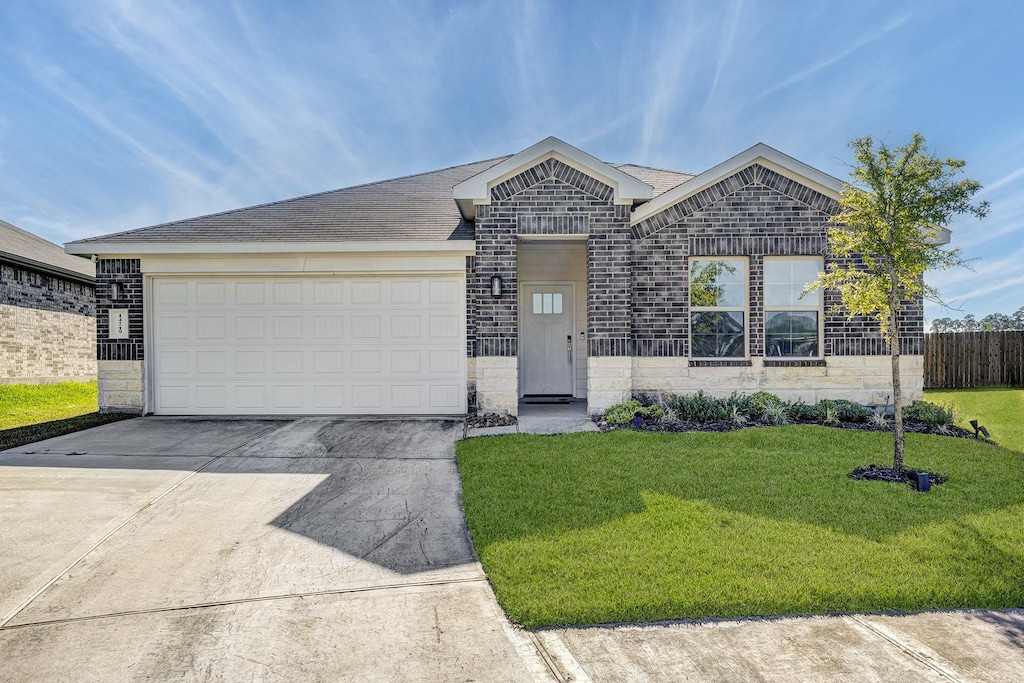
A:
150 276 466 415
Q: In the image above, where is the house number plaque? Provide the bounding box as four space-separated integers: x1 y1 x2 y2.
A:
108 309 129 339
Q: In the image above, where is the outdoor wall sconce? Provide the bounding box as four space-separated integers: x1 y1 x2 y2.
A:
970 419 990 438
110 281 124 302
490 275 503 298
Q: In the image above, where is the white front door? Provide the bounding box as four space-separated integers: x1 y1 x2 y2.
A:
521 284 574 395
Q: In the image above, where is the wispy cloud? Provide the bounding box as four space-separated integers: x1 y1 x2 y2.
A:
705 0 743 108
750 13 913 103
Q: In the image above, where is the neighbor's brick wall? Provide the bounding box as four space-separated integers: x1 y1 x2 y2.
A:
96 259 144 362
631 164 925 359
0 262 96 383
469 158 631 359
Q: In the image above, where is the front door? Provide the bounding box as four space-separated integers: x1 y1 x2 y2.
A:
521 284 574 395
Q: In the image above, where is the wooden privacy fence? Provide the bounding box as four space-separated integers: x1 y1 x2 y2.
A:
924 331 1024 389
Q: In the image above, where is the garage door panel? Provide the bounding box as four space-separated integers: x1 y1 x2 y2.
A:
151 276 466 415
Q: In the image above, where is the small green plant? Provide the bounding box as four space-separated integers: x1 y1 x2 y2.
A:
761 401 790 426
821 404 840 426
669 391 729 422
904 400 955 426
604 400 664 425
730 405 748 426
788 400 818 422
722 391 754 418
816 399 871 423
868 411 890 428
748 391 784 418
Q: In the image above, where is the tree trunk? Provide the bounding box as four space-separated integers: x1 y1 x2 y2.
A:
890 305 904 475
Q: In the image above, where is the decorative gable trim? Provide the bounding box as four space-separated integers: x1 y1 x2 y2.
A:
454 136 653 220
493 158 614 202
630 143 843 236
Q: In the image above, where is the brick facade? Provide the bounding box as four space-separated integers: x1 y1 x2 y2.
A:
468 158 632 360
0 263 96 383
466 158 926 413
96 259 145 361
630 164 924 361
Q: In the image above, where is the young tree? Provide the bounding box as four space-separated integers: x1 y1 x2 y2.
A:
813 134 988 475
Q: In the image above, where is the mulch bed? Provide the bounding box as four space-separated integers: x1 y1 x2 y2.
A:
595 416 979 441
466 412 518 429
850 464 948 488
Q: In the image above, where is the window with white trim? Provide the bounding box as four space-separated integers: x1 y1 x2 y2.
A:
764 257 822 358
689 258 747 358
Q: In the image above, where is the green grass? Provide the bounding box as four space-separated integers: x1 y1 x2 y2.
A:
926 387 1024 453
0 381 133 451
457 427 1024 628
0 381 99 430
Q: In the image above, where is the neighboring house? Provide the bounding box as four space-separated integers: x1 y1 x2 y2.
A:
1 219 96 384
66 137 926 416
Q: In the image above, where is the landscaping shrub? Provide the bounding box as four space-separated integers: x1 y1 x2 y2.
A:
904 400 955 426
816 399 871 423
761 401 790 425
788 400 818 422
721 391 753 418
668 390 729 422
604 400 665 425
748 391 784 418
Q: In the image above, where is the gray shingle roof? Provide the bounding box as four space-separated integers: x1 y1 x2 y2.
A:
68 157 697 247
611 164 696 197
70 158 510 245
0 219 94 282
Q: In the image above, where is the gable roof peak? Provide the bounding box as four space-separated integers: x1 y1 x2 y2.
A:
631 142 844 227
453 136 654 220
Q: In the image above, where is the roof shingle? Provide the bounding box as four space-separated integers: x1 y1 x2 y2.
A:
1 219 95 281
69 156 697 247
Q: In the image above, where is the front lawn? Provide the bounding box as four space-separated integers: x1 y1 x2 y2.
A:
0 381 134 451
926 387 1024 453
0 381 99 430
457 427 1024 628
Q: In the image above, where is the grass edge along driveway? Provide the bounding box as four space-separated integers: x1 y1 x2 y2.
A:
0 381 132 451
457 426 1024 629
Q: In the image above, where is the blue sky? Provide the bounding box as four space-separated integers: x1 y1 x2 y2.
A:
1 0 1021 323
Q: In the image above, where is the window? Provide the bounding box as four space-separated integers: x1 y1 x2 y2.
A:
531 292 563 315
764 258 822 358
689 258 747 358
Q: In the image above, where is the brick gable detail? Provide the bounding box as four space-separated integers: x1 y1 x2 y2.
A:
469 162 632 358
631 169 924 358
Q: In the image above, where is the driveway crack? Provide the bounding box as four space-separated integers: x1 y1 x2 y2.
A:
849 615 966 683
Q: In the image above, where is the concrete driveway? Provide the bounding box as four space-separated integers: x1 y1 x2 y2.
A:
3 417 1023 682
0 417 552 682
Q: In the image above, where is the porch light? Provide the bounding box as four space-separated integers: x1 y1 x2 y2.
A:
110 281 124 301
490 275 503 298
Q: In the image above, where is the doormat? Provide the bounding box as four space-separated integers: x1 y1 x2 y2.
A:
521 396 574 404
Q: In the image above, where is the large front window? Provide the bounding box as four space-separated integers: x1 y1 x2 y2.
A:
764 257 822 357
689 258 747 358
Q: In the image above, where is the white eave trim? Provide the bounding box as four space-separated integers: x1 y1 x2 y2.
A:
65 240 476 257
929 227 952 245
630 143 844 226
453 136 653 220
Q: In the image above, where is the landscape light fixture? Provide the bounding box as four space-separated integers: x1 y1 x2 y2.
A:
969 419 990 438
490 275 503 298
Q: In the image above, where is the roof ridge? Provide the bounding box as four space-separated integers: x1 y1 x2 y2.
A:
78 155 512 242
610 162 696 176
